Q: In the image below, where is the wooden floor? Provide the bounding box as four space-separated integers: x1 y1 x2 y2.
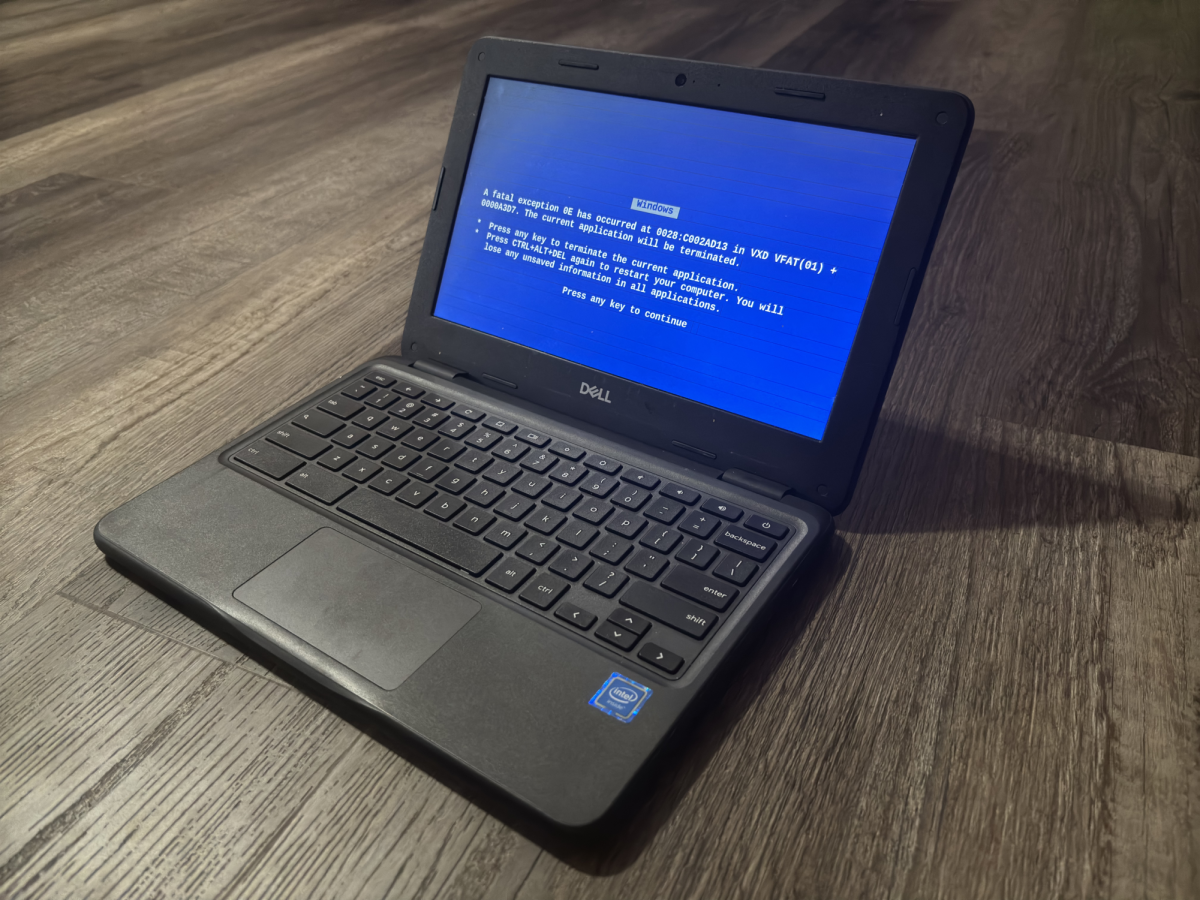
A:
1 0 1197 897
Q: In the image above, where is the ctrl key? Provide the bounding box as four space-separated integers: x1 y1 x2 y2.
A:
638 643 684 674
518 572 569 609
233 440 303 479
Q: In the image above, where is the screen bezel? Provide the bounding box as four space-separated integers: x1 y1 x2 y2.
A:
401 37 973 514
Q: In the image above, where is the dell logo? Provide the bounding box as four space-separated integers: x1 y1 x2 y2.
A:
580 382 612 404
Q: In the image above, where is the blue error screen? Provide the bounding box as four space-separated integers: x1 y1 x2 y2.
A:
432 78 916 440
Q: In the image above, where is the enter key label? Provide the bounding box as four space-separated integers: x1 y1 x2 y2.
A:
661 566 738 611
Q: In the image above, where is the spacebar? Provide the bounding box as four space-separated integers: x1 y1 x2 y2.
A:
337 491 500 577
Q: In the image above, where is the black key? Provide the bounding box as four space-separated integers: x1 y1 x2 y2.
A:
338 489 501 575
368 471 406 495
454 405 487 422
513 473 551 498
455 449 492 473
467 429 503 450
484 521 525 549
675 539 718 569
521 450 557 473
554 602 596 630
640 527 681 553
401 428 438 450
464 482 503 507
424 394 455 410
559 522 598 549
516 535 558 565
483 415 518 434
519 573 568 609
661 483 700 505
332 427 369 448
439 418 474 439
390 399 423 418
342 382 375 399
621 582 716 639
343 460 382 483
527 508 566 534
496 496 535 520
644 497 686 524
394 381 424 398
233 440 303 479
286 465 355 504
584 453 621 474
550 440 586 460
712 552 758 586
549 550 592 581
357 438 394 460
515 428 551 447
352 409 388 430
543 486 580 511
595 622 639 651
381 447 419 471
584 566 628 598
410 460 447 482
680 511 720 539
580 473 618 498
701 498 744 521
292 408 342 437
743 514 790 540
590 535 632 563
620 468 660 489
435 471 474 494
428 439 463 462
317 448 356 471
376 419 413 441
611 485 650 510
625 549 669 581
606 513 646 539
661 566 738 611
714 525 777 562
549 462 586 485
482 461 520 485
574 499 612 525
414 409 449 429
454 507 494 535
493 439 527 461
607 609 650 636
638 643 683 674
396 482 437 507
365 390 400 410
321 396 364 419
267 426 329 459
365 372 395 387
426 495 466 521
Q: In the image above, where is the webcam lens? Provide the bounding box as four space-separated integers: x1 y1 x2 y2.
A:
675 73 687 86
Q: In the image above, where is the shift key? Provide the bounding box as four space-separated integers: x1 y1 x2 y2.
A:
267 426 330 459
621 581 716 639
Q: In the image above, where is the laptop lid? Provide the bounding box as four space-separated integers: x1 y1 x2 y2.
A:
402 37 972 514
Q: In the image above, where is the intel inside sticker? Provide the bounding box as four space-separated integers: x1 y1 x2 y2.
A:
589 673 652 723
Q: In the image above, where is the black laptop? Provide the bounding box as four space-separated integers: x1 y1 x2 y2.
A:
95 37 972 832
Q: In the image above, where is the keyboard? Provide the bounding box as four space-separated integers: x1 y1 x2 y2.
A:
227 368 794 679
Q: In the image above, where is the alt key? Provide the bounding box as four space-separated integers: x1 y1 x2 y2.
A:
638 643 683 674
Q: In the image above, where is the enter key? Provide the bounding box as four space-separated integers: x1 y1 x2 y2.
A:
661 566 739 611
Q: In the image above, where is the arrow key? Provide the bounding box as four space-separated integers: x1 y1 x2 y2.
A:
606 609 650 637
595 622 639 651
637 643 684 674
554 602 596 630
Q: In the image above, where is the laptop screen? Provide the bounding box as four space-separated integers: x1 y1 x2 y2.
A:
432 77 916 441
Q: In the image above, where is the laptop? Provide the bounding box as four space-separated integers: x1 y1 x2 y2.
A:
95 37 972 833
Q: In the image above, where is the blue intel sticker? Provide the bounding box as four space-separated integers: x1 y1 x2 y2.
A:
589 673 652 723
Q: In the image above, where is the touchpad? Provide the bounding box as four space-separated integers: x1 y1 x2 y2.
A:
233 528 480 690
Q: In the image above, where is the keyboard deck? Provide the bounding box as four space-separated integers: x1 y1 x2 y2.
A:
227 368 795 679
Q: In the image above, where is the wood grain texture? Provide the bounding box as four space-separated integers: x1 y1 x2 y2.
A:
0 0 1196 897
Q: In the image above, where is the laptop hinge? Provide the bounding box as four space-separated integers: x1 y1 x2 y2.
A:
720 468 788 500
412 359 466 380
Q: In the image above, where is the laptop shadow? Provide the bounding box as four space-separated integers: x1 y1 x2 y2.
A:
106 533 849 875
835 414 1182 536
